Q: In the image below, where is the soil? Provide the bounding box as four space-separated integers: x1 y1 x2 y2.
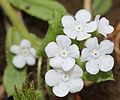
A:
0 0 120 100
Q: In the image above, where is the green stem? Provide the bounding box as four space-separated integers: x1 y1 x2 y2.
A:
0 0 28 37
37 57 42 90
0 0 39 50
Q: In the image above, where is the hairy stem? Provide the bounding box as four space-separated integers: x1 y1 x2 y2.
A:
37 57 42 90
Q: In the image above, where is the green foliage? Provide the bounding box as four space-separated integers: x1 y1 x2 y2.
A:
39 11 65 55
13 81 35 100
13 80 45 100
3 27 27 96
76 59 114 83
8 0 67 21
8 0 68 56
35 90 45 100
93 0 112 15
83 70 114 82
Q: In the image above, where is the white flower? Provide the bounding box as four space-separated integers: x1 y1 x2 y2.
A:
80 37 114 75
61 9 97 41
45 35 79 71
10 39 37 68
95 15 114 37
45 64 84 97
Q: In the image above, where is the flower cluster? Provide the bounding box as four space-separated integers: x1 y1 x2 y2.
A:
10 9 114 97
45 9 114 97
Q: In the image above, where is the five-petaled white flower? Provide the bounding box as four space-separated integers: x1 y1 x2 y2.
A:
45 35 79 71
10 39 37 68
95 15 114 37
45 64 84 97
61 9 97 41
80 37 114 75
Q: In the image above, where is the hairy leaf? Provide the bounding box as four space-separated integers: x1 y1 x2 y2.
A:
93 0 112 15
9 0 67 21
13 80 45 100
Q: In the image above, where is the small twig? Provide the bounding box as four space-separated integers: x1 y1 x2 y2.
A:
108 23 120 63
114 32 120 63
37 57 42 90
84 0 92 12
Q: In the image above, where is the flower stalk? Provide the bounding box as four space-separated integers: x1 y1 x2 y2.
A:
37 57 42 90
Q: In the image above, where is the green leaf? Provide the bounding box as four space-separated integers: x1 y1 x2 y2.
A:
83 71 114 82
76 59 114 83
3 27 27 96
35 90 45 100
38 11 64 55
93 0 112 15
9 0 67 21
13 81 35 100
13 80 45 100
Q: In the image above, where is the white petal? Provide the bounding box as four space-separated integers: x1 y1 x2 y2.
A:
53 83 69 97
50 57 63 69
98 40 114 55
13 55 26 68
100 17 109 25
30 48 37 57
10 45 20 54
20 39 31 48
99 55 114 72
77 32 91 41
68 78 84 93
75 9 91 23
85 37 99 49
61 16 75 28
45 70 59 86
101 25 114 36
63 28 77 39
56 35 71 47
69 44 80 58
84 21 97 32
62 57 75 71
26 55 36 66
80 48 90 62
95 15 100 23
45 42 59 57
86 60 99 75
70 64 83 78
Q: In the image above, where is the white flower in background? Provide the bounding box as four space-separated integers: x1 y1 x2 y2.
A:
61 9 97 41
95 15 114 37
45 35 79 71
80 37 114 75
45 64 84 97
10 39 37 68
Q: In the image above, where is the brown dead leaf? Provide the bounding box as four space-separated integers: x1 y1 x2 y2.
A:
108 23 120 64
